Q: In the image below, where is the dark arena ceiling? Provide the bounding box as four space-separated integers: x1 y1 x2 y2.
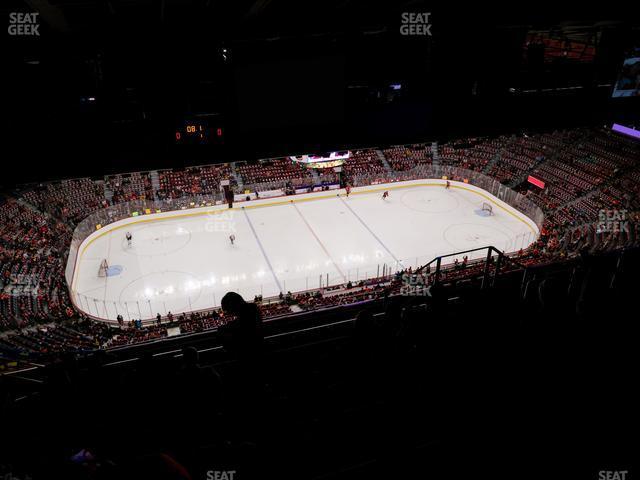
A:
3 1 639 182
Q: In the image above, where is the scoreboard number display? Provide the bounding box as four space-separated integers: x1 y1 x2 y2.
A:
175 119 224 145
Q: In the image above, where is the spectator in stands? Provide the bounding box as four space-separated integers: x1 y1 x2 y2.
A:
219 292 263 361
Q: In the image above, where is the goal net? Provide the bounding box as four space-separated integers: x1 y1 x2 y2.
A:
481 202 493 215
98 259 109 277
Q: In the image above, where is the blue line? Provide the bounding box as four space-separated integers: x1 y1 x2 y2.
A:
338 196 404 269
242 207 283 293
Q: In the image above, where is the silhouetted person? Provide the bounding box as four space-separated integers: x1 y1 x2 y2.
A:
220 292 265 434
219 292 263 361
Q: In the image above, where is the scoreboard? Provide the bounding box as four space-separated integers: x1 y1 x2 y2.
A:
174 118 224 145
289 151 351 169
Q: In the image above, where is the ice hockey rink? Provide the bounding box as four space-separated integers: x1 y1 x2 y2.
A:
70 180 540 321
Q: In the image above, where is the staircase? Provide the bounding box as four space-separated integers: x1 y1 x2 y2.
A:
17 198 59 224
376 149 394 174
558 189 599 211
430 142 440 167
103 179 114 204
506 154 548 189
482 151 501 175
310 168 321 185
149 170 161 200
230 162 244 190
481 135 516 175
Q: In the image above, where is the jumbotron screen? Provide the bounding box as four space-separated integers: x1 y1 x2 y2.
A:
289 151 351 169
612 57 640 98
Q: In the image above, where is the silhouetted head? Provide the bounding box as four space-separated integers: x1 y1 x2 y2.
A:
221 291 246 315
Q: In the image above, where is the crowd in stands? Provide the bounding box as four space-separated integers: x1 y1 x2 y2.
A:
439 136 506 172
294 282 390 311
517 130 640 259
106 172 154 203
526 130 626 211
255 300 292 318
0 201 74 330
157 164 231 200
1 126 638 356
0 317 109 355
0 281 394 357
235 158 312 187
342 150 388 179
382 144 433 171
22 178 107 225
316 171 340 185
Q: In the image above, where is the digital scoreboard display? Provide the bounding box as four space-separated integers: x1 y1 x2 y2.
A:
612 57 640 98
175 119 224 145
289 151 351 169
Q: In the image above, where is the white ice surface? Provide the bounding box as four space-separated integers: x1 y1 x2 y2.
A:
71 180 538 321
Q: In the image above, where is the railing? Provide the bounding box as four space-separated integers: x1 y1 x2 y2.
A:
414 245 527 289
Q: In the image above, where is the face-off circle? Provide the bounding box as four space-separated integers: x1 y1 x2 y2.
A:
121 223 192 257
400 188 461 214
